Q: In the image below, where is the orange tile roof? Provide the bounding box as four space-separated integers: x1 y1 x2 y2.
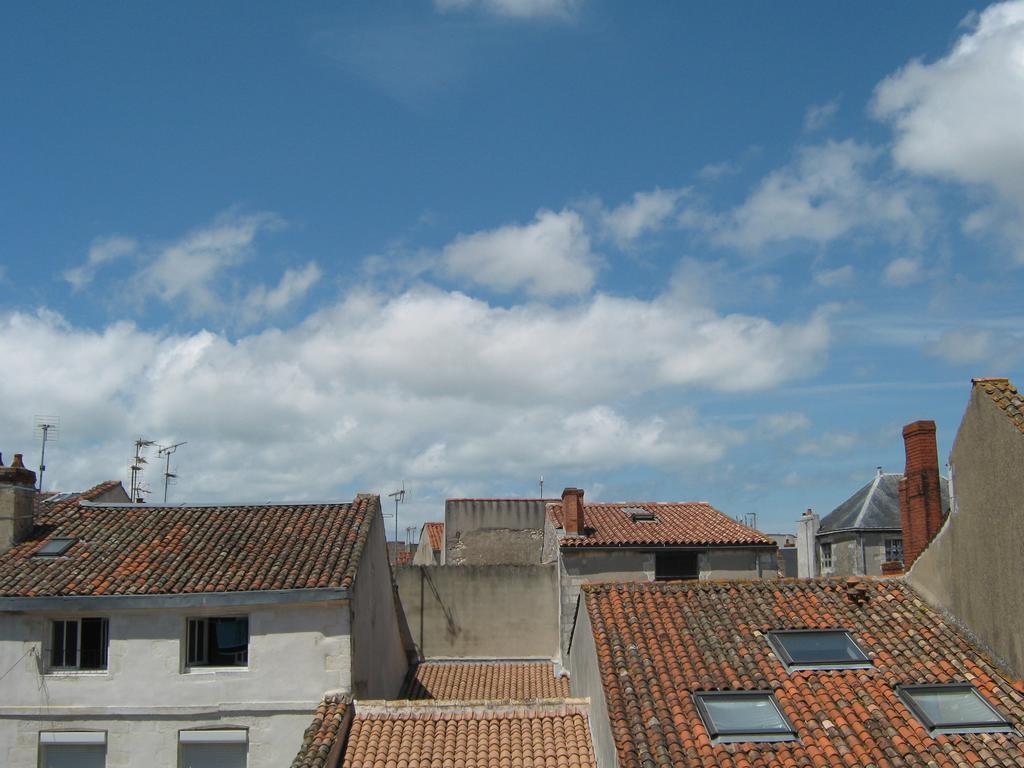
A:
291 693 351 768
583 578 1024 768
35 480 126 523
402 661 570 700
395 550 414 565
974 377 1024 435
549 501 772 547
0 494 378 596
341 699 596 768
422 521 444 551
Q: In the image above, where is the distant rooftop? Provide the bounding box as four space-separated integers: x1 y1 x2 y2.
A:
548 501 772 548
974 377 1024 435
401 660 569 700
818 470 949 534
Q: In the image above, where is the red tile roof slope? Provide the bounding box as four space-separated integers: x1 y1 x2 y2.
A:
395 550 413 565
35 480 126 524
291 693 352 768
974 377 1024 435
342 700 596 768
549 501 772 547
583 578 1024 768
402 661 571 700
423 521 444 551
0 494 378 597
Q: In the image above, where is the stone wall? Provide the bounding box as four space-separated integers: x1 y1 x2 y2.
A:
444 499 551 565
394 564 559 659
909 385 1024 677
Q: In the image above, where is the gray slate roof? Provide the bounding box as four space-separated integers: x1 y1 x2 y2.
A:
818 472 949 534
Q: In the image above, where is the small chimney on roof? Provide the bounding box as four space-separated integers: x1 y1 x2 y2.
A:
899 420 945 569
844 577 869 605
1 451 38 552
561 487 585 536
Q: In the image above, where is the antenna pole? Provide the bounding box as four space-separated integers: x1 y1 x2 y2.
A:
387 483 406 562
33 416 60 491
539 475 544 498
129 438 156 503
157 442 187 503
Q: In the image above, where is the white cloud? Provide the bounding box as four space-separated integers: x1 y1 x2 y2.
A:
757 412 812 436
63 235 138 290
873 2 1024 202
602 187 687 247
873 2 1024 255
243 262 322 322
0 286 830 501
710 141 924 250
882 256 925 286
803 97 840 132
813 265 855 288
929 328 996 364
697 161 739 181
795 430 860 456
442 208 596 296
434 0 582 20
132 211 283 314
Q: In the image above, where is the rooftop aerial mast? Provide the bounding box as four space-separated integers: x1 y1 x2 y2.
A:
33 415 60 491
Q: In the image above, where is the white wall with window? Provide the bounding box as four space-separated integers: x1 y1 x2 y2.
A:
179 729 248 768
0 602 350 768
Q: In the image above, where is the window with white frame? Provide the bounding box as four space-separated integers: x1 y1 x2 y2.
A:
49 618 108 671
179 729 247 768
39 731 107 768
884 538 903 563
186 617 249 667
820 542 833 570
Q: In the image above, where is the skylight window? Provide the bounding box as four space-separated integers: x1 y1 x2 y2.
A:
34 538 77 557
899 684 1014 736
693 691 796 743
623 506 656 522
767 630 871 670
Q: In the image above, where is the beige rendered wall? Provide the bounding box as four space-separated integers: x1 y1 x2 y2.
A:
350 512 409 698
394 564 559 659
909 387 1024 677
817 532 895 577
567 600 619 768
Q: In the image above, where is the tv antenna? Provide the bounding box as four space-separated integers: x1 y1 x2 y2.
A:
539 475 544 498
157 442 187 503
129 438 156 503
386 482 406 560
405 525 416 547
33 415 60 491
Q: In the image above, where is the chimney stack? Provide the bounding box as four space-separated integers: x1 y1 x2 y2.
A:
561 487 585 536
899 420 945 569
0 452 37 551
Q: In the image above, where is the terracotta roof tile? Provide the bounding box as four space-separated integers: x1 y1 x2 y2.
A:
291 693 352 768
395 550 414 565
422 521 444 551
34 480 127 524
0 494 378 596
584 578 1024 768
402 661 570 700
550 501 772 547
974 377 1024 435
342 699 596 768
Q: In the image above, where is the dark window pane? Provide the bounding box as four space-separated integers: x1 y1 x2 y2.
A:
80 618 108 670
770 631 868 665
51 621 67 668
189 617 248 666
655 552 699 581
905 687 1008 728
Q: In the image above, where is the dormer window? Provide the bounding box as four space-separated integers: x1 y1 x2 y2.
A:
899 684 1014 735
693 691 796 743
34 538 77 557
767 630 871 670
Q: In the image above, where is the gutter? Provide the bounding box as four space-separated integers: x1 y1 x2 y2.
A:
0 586 350 612
558 543 777 551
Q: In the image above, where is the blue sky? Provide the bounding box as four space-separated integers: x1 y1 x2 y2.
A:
2 1 1023 537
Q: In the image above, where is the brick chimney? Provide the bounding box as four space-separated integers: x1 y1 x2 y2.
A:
899 420 945 569
0 453 37 551
561 487 585 536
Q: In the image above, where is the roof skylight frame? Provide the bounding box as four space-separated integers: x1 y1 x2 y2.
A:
33 538 78 557
622 506 657 523
898 683 1016 736
767 629 873 671
692 690 797 744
